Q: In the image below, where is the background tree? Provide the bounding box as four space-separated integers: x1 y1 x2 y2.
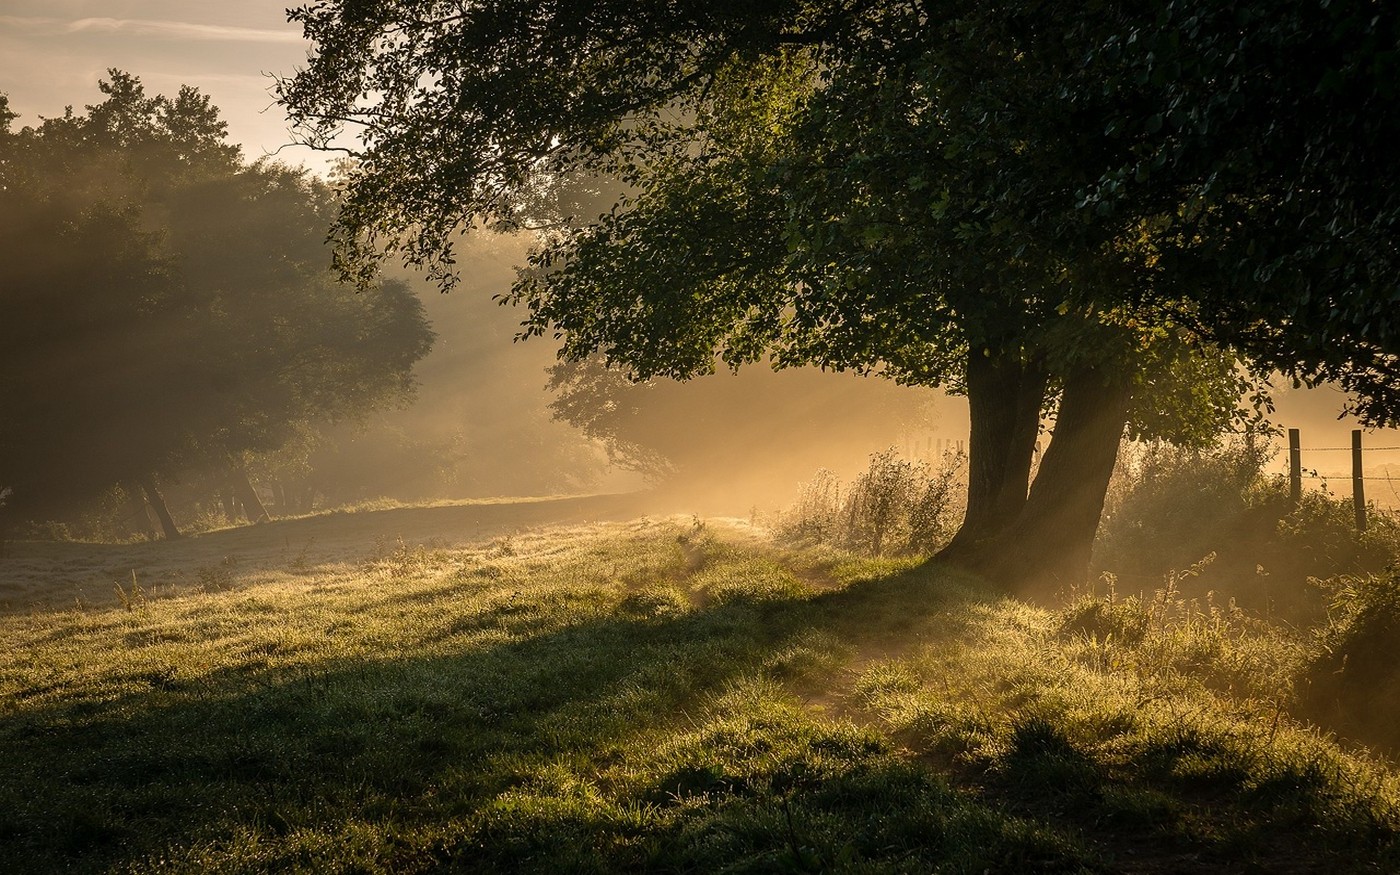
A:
547 356 941 495
279 1 1397 587
0 74 433 539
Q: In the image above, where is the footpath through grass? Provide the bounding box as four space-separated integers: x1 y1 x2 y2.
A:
3 517 1398 872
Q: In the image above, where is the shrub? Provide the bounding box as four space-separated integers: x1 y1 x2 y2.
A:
775 449 964 556
1094 437 1400 619
1094 438 1273 585
1300 571 1400 750
1277 492 1400 582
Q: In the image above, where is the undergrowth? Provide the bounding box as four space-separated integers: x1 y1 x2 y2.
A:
1095 439 1400 623
774 448 965 556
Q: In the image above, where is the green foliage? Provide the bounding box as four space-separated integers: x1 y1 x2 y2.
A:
1301 572 1400 751
280 0 1400 430
1069 2 1400 423
0 73 433 529
776 450 964 556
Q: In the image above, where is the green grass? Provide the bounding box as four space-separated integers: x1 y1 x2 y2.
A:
3 517 1399 872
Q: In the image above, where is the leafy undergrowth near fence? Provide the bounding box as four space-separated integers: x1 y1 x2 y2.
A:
1094 439 1400 621
3 518 1400 872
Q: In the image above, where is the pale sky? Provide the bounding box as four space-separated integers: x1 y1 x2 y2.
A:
0 0 333 173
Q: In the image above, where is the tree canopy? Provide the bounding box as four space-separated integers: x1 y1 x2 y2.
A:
0 74 434 535
279 0 1399 585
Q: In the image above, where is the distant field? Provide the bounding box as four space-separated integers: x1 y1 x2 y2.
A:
0 493 652 613
3 510 1399 872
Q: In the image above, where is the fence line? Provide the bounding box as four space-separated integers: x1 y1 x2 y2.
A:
1288 428 1383 531
1301 474 1400 482
1301 445 1400 452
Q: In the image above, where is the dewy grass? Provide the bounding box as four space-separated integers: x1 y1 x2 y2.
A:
2 517 1399 872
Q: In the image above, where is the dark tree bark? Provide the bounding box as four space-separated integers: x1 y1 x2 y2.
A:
219 485 238 523
938 353 1047 560
231 466 270 524
138 474 182 540
977 366 1132 592
124 482 157 540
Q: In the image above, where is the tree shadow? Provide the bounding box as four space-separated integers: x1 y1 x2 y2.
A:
1 556 1009 872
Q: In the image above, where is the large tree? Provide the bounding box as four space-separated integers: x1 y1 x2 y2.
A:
278 1 1397 587
0 75 433 539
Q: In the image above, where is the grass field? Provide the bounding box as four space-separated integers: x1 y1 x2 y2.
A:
3 509 1399 872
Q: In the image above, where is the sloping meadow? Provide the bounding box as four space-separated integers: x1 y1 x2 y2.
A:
3 518 1399 872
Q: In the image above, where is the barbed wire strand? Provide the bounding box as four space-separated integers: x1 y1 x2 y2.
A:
1299 445 1400 452
1302 473 1400 481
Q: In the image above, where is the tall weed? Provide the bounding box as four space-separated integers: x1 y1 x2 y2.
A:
775 449 964 556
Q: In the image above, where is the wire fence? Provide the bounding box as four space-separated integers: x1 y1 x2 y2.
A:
1301 473 1400 482
1285 428 1400 526
1299 446 1400 452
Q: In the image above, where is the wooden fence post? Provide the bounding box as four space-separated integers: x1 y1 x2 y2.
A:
1353 429 1367 532
1288 428 1302 505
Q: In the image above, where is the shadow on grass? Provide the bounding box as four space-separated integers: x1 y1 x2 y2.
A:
2 556 1084 873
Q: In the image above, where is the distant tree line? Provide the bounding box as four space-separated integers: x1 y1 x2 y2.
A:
0 73 434 543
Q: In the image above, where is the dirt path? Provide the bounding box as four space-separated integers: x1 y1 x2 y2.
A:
0 493 653 611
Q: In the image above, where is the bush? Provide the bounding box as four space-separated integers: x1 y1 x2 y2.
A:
1277 492 1400 582
1299 571 1400 750
775 449 964 556
1094 438 1273 586
1094 438 1400 619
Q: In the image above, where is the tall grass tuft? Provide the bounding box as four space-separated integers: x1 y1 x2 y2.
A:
775 449 964 556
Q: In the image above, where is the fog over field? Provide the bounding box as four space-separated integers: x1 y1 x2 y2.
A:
362 232 950 516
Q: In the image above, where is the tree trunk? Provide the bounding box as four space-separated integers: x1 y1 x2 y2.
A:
938 353 1047 560
219 485 238 523
231 466 270 524
138 474 182 540
979 366 1132 592
124 482 157 540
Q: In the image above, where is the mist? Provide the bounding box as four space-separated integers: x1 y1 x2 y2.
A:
323 231 953 517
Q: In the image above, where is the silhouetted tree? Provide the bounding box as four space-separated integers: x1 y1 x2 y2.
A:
547 357 939 485
0 74 433 539
278 2 1397 587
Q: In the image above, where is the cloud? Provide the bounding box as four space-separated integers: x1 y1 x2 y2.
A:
0 16 305 44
